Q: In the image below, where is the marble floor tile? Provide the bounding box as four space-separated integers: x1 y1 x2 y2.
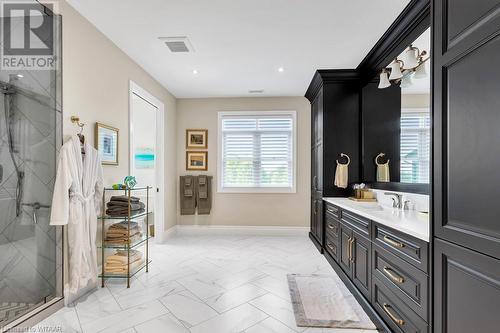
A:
176 274 227 300
214 268 268 290
80 299 168 333
32 307 81 333
74 287 122 325
189 303 268 333
34 235 371 333
249 293 305 332
159 290 218 328
204 283 268 313
251 275 293 301
115 279 185 309
245 316 298 333
134 313 189 333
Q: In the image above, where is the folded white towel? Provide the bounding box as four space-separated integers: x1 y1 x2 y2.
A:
334 161 348 188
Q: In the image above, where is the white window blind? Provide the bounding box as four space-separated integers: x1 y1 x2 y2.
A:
218 111 296 192
400 109 430 183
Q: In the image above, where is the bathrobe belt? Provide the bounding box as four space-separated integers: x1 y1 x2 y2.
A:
70 191 95 204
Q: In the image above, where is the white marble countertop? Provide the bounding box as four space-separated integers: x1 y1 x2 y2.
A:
323 197 429 242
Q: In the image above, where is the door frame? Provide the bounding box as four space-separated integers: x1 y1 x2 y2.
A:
129 80 165 242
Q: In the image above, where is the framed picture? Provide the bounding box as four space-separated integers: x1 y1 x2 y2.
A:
186 151 208 171
186 129 208 149
95 122 119 165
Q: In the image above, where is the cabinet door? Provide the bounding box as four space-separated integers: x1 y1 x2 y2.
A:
316 143 323 191
316 198 324 245
311 146 317 191
433 0 500 258
310 198 317 238
434 239 500 333
351 231 371 300
316 89 323 145
339 223 353 275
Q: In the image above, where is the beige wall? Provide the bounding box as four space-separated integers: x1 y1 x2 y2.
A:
401 93 430 108
59 2 177 230
176 97 310 227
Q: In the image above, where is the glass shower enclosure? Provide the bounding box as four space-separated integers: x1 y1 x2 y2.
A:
0 1 63 328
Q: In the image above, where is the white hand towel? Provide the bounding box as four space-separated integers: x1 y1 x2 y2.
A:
334 161 348 188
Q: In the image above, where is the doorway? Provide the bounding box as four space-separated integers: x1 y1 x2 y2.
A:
129 81 165 242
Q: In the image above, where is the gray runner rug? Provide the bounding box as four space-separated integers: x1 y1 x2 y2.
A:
287 274 376 329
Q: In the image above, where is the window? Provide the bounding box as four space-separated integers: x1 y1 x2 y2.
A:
218 111 296 193
400 109 430 183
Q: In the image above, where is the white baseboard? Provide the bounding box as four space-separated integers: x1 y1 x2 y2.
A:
175 224 309 236
156 225 178 243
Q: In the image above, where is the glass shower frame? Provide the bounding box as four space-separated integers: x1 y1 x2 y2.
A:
0 2 64 331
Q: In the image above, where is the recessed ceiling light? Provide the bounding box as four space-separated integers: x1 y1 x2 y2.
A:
192 69 198 75
278 67 284 73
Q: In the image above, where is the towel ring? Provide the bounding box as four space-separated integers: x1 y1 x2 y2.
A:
375 152 389 166
337 153 350 166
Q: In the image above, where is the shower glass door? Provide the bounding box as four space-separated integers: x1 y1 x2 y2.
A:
0 1 62 327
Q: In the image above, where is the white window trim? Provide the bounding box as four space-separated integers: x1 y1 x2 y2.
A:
400 107 430 184
217 110 297 194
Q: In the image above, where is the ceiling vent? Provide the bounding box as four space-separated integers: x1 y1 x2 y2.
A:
159 36 195 53
248 90 264 94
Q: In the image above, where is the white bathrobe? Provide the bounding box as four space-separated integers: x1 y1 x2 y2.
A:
50 135 104 295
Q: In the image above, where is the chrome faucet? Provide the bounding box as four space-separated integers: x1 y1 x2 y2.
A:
384 192 403 209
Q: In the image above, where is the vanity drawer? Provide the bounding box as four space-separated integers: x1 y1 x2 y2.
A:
373 244 428 322
373 224 428 273
325 215 339 238
341 210 371 239
372 276 428 333
325 230 338 260
324 203 340 219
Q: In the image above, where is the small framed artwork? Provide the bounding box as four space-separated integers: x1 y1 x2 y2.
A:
95 122 119 165
186 129 208 149
186 151 208 171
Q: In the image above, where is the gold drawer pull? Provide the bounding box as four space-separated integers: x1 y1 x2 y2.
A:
327 208 337 214
383 235 405 248
327 243 335 252
383 303 405 326
383 266 405 284
347 237 352 261
348 237 355 262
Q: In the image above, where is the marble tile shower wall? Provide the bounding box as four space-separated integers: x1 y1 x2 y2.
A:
0 71 62 305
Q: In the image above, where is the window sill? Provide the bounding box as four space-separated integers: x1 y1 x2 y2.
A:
218 187 296 194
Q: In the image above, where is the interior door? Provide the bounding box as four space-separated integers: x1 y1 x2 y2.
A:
130 92 158 224
433 0 500 258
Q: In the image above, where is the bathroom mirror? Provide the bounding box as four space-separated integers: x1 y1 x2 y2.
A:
361 28 430 193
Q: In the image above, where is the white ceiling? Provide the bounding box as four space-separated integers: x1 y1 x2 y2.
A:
67 0 411 98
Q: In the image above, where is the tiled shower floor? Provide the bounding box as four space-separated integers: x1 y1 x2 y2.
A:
32 235 378 333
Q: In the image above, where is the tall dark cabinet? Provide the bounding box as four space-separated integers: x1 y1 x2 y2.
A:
306 70 361 250
433 0 500 332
